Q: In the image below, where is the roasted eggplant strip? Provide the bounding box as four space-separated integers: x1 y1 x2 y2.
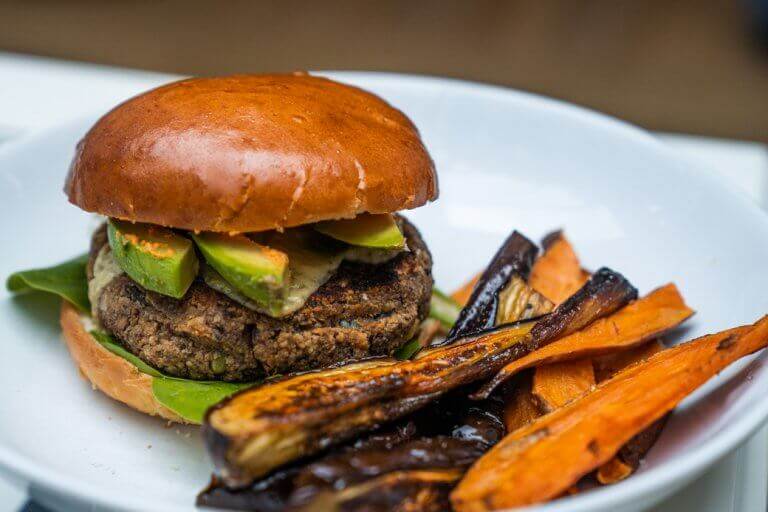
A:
285 392 507 511
289 437 485 508
198 471 297 512
445 231 538 340
198 423 420 511
201 393 506 511
495 275 554 325
296 469 462 512
284 263 548 510
298 264 552 511
206 390 440 487
205 267 635 487
451 318 768 511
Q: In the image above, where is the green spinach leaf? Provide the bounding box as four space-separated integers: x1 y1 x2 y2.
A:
394 337 422 360
6 254 90 312
152 378 252 424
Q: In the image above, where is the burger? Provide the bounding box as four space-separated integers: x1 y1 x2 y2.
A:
58 73 438 422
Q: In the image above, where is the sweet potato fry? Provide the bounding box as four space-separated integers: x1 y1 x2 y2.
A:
474 283 693 399
451 318 768 511
502 374 542 432
595 339 667 484
529 231 590 304
594 339 665 382
532 359 595 412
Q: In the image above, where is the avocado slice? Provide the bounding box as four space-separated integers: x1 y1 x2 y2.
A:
107 219 199 299
192 232 289 304
202 229 346 316
314 213 405 249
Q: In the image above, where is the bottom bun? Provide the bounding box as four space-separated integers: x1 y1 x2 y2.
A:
60 301 187 423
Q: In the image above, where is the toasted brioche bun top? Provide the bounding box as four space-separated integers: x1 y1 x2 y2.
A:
65 73 438 233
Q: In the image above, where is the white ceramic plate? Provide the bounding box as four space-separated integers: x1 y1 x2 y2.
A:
1 73 768 512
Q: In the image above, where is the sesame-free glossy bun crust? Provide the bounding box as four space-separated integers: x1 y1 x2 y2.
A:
65 74 438 232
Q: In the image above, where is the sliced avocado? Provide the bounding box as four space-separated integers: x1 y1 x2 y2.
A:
192 232 289 304
314 213 405 249
107 219 199 299
203 229 345 316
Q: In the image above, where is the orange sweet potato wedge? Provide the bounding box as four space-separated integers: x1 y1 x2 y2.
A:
503 373 542 432
532 359 596 412
595 339 667 484
529 231 590 304
474 283 694 399
451 318 768 511
594 339 666 382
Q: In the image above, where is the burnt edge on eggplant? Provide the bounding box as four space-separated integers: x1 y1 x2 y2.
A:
444 231 538 341
198 392 507 511
471 267 638 400
204 388 440 489
528 267 638 344
540 229 564 251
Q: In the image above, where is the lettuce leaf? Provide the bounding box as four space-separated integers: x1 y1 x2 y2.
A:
6 254 91 312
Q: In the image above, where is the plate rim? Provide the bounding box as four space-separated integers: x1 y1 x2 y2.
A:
1 70 768 512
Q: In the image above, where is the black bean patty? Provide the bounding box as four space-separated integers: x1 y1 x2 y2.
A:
89 219 433 381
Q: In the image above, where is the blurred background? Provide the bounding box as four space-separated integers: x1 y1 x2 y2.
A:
0 0 766 141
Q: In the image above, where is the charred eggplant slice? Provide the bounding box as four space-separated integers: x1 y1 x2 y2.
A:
293 469 461 512
201 393 507 511
198 472 297 512
444 231 538 341
288 438 484 507
495 275 554 325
